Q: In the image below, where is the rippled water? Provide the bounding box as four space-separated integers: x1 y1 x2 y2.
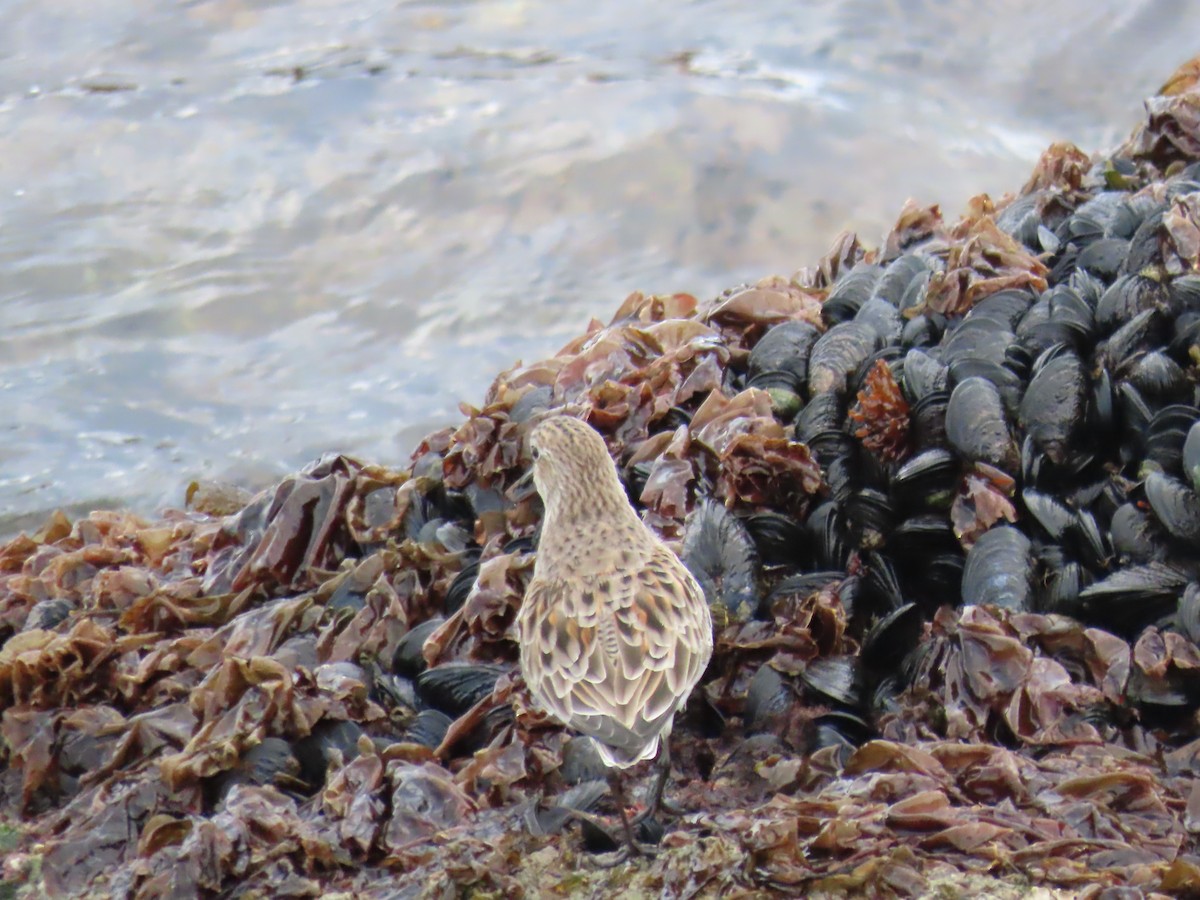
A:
1 0 1198 534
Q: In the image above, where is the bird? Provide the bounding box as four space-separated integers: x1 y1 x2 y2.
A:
516 415 713 860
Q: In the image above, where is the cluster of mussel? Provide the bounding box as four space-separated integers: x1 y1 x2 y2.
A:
338 159 1200 788
169 156 1200 856
671 159 1200 754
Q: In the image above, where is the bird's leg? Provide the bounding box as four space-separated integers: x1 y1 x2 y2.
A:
596 769 655 865
631 742 684 825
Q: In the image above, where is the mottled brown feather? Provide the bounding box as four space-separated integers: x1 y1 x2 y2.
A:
516 416 714 769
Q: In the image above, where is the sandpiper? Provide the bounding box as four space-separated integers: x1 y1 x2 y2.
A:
516 415 713 860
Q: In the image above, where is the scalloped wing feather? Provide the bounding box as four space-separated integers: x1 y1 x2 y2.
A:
517 545 713 769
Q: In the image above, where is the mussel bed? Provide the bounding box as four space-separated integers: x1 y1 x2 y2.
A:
8 59 1200 900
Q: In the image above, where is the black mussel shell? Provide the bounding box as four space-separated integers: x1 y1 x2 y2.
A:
861 602 922 670
393 617 445 678
504 535 537 556
416 662 506 716
899 268 935 317
996 192 1043 244
372 670 418 714
874 253 933 307
1171 274 1200 312
844 487 894 550
918 553 967 603
1111 194 1166 240
901 314 941 348
1177 583 1200 645
889 514 960 558
1109 502 1167 565
1120 351 1189 407
404 708 453 748
23 598 73 631
794 392 845 458
942 318 1015 369
1016 285 1097 354
509 385 554 424
744 664 795 735
293 720 364 787
559 738 609 785
946 377 1019 473
901 349 948 404
660 406 693 431
961 526 1033 611
854 297 903 345
804 501 851 570
1021 489 1072 542
909 389 950 451
948 358 1024 417
997 192 1060 252
1127 668 1195 722
1070 509 1110 572
1078 561 1190 634
1143 404 1200 476
1019 351 1087 466
463 482 506 520
1076 237 1131 284
1004 343 1033 382
765 571 847 615
747 320 820 415
823 454 857 505
1121 210 1166 275
800 656 863 709
741 510 805 566
892 448 959 511
871 673 908 718
579 807 663 853
1168 312 1200 363
207 737 302 807
1144 472 1200 546
849 346 904 398
824 265 881 325
1185 420 1200 493
1059 191 1123 241
861 550 904 612
624 460 655 503
681 498 759 622
808 322 879 397
444 554 482 615
1091 367 1116 437
1099 308 1168 371
325 576 368 616
1116 382 1155 466
810 711 872 762
1041 561 1087 615
964 289 1035 331
402 483 475 545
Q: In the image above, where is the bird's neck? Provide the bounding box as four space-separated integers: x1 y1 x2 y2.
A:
538 493 646 565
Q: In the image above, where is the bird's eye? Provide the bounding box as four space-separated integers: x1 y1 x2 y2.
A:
531 447 541 461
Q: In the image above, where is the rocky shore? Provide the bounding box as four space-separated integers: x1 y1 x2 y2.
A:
5 57 1200 900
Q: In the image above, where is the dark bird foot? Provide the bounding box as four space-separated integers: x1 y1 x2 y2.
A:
628 742 684 825
592 837 658 867
630 794 685 825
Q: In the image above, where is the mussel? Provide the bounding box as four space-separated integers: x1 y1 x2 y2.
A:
961 526 1033 611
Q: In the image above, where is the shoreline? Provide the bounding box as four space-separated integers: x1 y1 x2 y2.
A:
3 56 1200 900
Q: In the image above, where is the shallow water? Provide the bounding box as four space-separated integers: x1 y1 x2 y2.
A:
1 0 1197 534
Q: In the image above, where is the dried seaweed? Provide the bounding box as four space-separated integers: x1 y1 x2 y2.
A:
5 54 1200 900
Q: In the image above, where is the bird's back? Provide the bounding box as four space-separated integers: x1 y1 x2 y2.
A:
518 541 713 768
